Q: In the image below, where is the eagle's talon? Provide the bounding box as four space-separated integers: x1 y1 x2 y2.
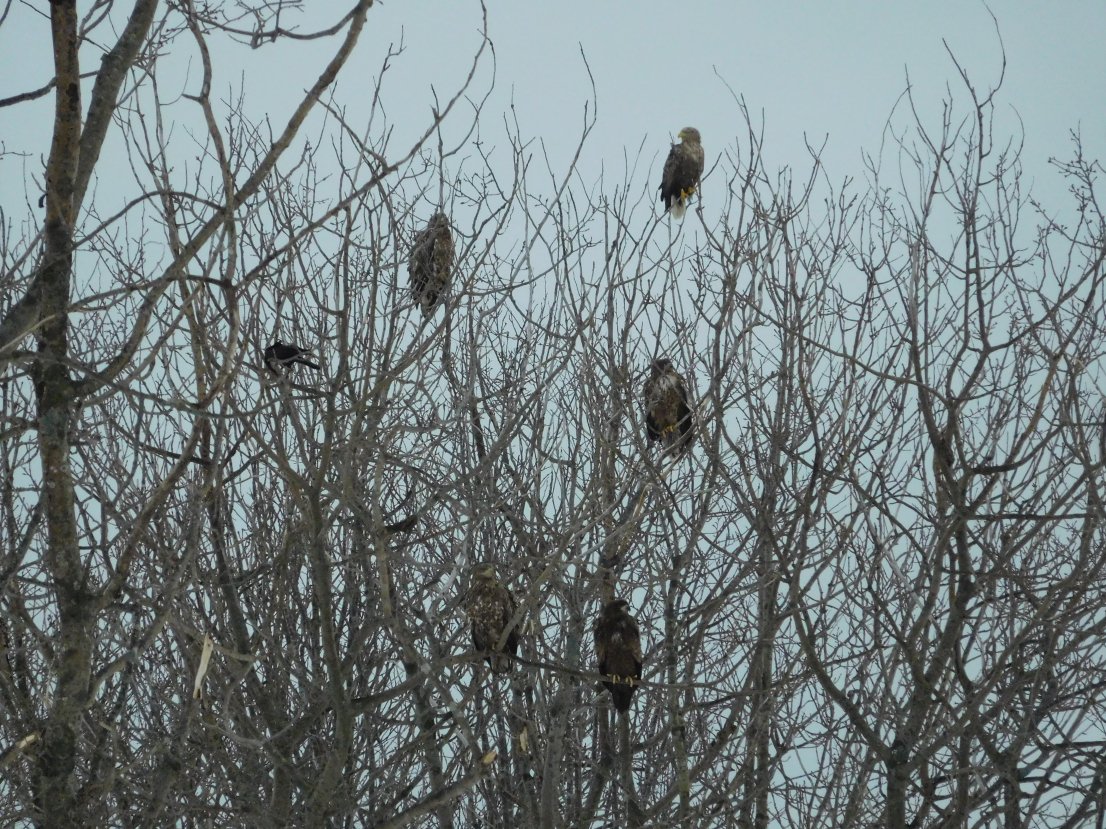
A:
604 673 638 687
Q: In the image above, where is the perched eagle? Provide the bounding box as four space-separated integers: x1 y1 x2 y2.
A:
643 358 695 456
464 562 519 673
408 212 455 316
263 341 319 374
594 599 643 713
659 127 705 218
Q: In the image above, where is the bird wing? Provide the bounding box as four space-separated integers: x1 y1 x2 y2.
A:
465 584 489 651
659 143 683 205
409 225 434 283
594 619 610 675
627 620 643 679
643 375 665 440
501 585 520 656
675 372 694 442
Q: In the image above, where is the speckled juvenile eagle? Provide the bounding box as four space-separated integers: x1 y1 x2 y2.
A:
408 212 454 316
263 341 319 374
643 357 695 456
659 127 705 218
594 599 643 713
464 562 519 673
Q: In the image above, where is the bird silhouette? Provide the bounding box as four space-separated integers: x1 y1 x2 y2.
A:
263 341 319 374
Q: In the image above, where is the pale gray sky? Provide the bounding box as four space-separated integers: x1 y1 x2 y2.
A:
1 2 1103 225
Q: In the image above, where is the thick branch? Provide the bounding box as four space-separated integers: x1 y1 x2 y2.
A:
73 0 159 212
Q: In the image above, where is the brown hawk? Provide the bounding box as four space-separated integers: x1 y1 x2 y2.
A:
408 212 455 316
464 562 519 673
594 599 643 713
643 357 695 456
659 127 705 218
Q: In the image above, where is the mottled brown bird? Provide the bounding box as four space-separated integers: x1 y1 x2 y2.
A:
263 341 319 374
659 126 705 218
464 562 519 673
643 357 695 456
408 212 455 316
594 599 643 713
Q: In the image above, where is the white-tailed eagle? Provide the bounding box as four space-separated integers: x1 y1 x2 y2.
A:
643 357 695 456
408 212 455 316
659 127 705 218
594 598 643 713
464 562 519 673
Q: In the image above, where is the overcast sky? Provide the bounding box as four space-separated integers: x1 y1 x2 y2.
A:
2 2 1103 229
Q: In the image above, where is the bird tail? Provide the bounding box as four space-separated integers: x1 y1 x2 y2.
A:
668 185 698 219
608 682 634 712
663 419 694 457
665 434 685 456
298 358 320 370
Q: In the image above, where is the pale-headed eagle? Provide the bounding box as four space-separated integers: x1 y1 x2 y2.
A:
643 357 695 456
594 599 643 713
464 562 519 673
408 212 455 316
263 341 319 374
659 127 705 218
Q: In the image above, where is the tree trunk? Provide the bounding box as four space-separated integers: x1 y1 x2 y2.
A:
33 2 87 824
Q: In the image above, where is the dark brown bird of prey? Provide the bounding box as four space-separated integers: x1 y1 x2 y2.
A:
263 341 319 374
464 562 519 673
594 599 643 713
408 212 455 316
659 126 705 218
643 357 695 456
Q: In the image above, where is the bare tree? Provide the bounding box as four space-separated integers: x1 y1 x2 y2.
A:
2 4 1104 828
